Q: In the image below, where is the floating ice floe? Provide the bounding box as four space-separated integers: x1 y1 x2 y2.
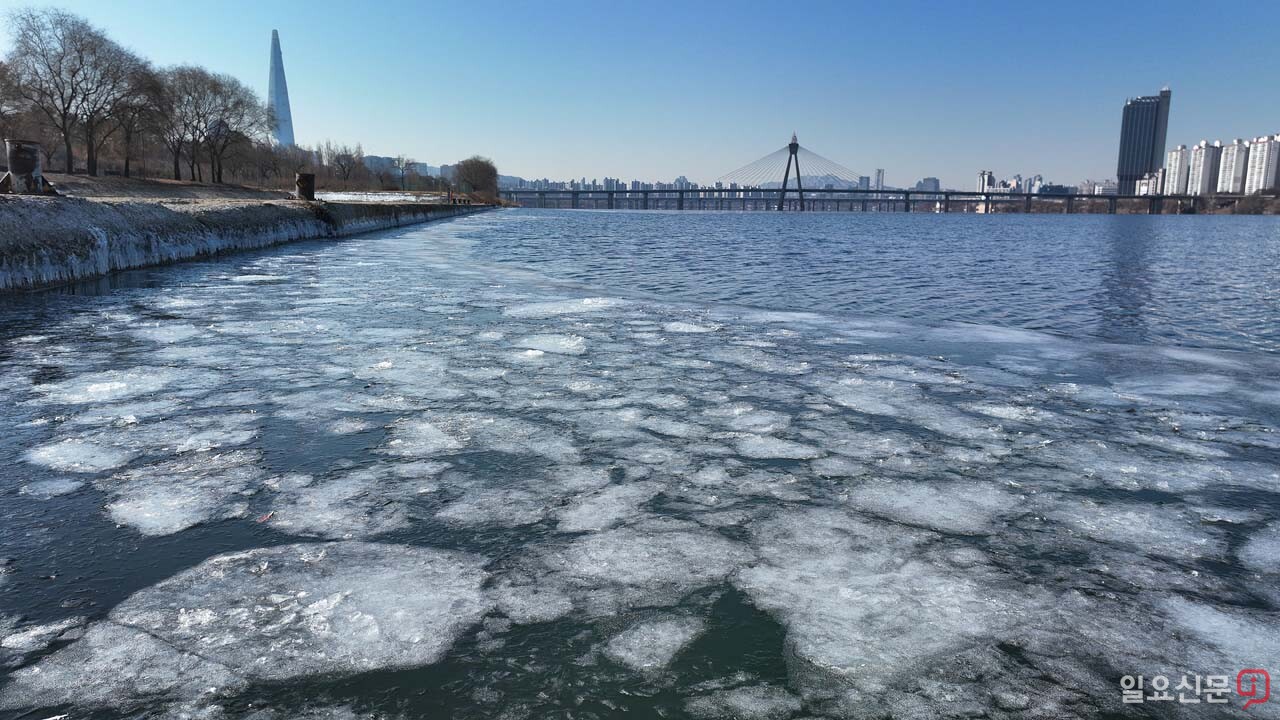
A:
24 439 136 473
684 684 803 720
101 450 263 536
18 478 85 499
515 334 588 356
0 543 491 712
29 367 185 405
502 297 630 318
604 615 704 671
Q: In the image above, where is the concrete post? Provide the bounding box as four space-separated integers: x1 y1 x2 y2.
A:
677 191 684 210
1108 197 1117 214
1023 194 1032 213
294 173 316 200
3 139 45 194
903 192 912 212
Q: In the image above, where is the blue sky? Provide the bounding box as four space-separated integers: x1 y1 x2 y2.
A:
2 0 1276 188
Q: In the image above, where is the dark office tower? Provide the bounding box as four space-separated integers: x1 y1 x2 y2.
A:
1116 88 1171 194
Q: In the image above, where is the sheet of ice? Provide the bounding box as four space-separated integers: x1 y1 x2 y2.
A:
604 615 704 671
268 467 411 539
0 622 245 711
0 616 83 653
436 488 548 527
18 478 85 498
538 519 753 614
663 321 718 333
734 435 824 460
515 334 587 355
1 543 491 712
557 482 662 533
503 297 630 318
385 413 580 463
25 439 136 473
30 367 183 404
102 450 263 536
1043 500 1225 561
684 685 802 720
1239 523 1280 573
736 509 1047 694
844 479 1021 535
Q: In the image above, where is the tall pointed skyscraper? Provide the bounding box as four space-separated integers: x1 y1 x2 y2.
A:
267 30 295 147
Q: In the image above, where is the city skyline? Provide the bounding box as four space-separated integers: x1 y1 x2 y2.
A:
1 0 1278 188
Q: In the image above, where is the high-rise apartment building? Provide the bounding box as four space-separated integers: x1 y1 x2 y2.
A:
1244 135 1280 195
1186 141 1222 196
1163 145 1189 195
1116 88 1171 194
1216 139 1250 193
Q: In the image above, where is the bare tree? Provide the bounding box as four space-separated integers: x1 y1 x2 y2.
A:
329 143 361 184
204 73 267 183
6 9 89 172
453 155 499 200
393 155 414 191
5 9 145 175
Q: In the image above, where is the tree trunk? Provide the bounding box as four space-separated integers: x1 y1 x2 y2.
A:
172 150 181 181
63 133 73 174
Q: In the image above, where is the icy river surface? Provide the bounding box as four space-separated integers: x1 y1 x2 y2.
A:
1 210 1279 719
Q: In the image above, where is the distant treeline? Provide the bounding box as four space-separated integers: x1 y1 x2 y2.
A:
0 8 498 198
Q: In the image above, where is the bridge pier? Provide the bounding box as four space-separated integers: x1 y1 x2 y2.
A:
1023 194 1032 213
983 195 991 214
1065 196 1074 214
677 191 684 211
1108 197 1117 214
903 192 912 213
943 196 951 213
538 192 546 209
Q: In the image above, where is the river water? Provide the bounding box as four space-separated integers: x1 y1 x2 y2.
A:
1 209 1278 719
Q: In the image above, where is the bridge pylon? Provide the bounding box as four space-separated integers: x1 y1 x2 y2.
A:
778 133 804 211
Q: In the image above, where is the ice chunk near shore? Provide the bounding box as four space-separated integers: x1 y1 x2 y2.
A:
605 615 705 672
25 439 136 473
1 543 491 713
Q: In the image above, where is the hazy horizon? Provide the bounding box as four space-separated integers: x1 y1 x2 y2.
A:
1 0 1277 189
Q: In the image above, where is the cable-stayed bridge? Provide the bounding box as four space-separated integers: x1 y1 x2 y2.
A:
500 134 1240 214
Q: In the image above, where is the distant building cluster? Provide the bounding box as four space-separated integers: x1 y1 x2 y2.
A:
1135 136 1280 196
1117 87 1279 196
975 171 1048 194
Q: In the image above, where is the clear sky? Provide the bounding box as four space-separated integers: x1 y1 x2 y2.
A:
2 0 1276 189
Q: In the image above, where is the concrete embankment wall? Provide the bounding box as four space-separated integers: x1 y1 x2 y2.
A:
0 197 490 291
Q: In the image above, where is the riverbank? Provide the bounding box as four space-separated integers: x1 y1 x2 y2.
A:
0 195 492 291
